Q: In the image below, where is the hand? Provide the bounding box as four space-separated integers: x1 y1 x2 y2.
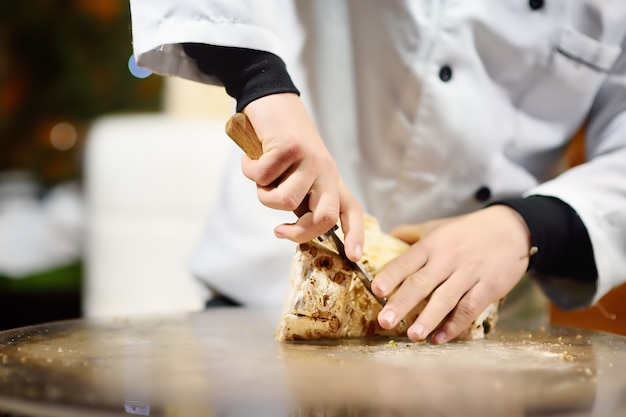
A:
371 205 532 343
242 93 364 261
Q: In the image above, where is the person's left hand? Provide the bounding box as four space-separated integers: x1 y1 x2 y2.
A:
371 205 532 344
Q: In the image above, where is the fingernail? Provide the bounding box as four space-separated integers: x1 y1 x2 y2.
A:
372 281 386 296
410 324 426 340
433 331 447 344
353 244 363 260
381 309 396 327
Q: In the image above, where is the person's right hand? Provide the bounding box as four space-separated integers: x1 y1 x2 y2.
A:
241 93 365 262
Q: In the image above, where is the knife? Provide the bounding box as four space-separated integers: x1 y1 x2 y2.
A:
225 112 387 307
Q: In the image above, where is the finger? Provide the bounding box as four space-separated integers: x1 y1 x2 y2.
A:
240 150 294 187
306 169 341 229
273 175 341 243
371 243 429 298
376 261 449 330
255 166 312 212
274 211 336 243
429 281 492 344
407 270 479 342
337 179 364 262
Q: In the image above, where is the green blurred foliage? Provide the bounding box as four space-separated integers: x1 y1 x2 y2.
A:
0 263 82 293
0 0 163 186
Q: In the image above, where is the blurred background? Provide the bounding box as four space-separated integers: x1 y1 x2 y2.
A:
0 1 237 331
0 1 162 329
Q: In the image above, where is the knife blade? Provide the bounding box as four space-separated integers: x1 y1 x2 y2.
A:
320 224 388 306
225 112 387 307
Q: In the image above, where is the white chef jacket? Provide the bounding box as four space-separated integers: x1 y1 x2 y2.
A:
129 0 626 310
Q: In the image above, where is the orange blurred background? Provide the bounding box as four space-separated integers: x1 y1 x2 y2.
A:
551 127 626 336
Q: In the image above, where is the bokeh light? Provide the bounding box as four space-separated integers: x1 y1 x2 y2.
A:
50 122 77 151
128 54 152 79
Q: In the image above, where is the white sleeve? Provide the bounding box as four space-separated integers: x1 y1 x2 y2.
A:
128 0 290 85
527 37 626 309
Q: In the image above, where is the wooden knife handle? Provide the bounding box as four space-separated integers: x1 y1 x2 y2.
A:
225 113 309 218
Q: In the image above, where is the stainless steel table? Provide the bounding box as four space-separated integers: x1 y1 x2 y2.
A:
0 308 625 416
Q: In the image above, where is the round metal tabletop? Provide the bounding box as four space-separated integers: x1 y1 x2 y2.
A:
0 308 625 417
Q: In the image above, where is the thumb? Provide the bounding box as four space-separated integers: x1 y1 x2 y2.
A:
391 215 463 243
389 224 426 244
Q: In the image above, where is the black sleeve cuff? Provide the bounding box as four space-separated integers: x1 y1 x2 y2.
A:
490 195 597 283
182 43 300 112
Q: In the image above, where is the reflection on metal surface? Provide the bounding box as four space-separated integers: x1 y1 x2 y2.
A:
123 338 152 416
0 309 625 416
